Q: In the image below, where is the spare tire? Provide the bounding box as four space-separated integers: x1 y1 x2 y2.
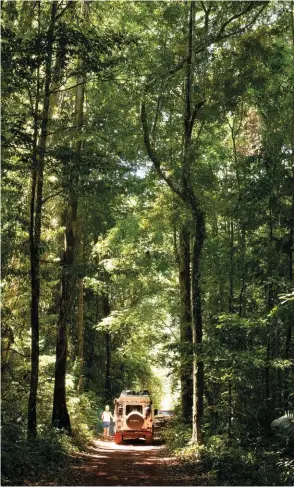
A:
126 413 144 430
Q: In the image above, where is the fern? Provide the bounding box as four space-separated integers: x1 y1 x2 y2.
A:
271 414 294 442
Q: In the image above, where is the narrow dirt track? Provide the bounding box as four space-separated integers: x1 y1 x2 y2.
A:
71 438 196 486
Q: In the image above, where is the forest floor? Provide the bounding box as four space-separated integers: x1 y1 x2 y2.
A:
3 435 291 486
69 437 207 486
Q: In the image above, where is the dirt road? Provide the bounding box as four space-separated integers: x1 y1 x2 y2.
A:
71 439 197 486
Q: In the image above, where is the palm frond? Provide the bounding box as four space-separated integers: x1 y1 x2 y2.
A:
271 414 294 441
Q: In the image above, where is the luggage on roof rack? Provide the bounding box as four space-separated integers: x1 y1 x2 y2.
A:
120 389 150 396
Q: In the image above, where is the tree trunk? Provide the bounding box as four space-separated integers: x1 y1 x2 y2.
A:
238 226 246 317
289 190 294 283
102 291 112 402
229 219 234 313
264 195 274 421
179 225 193 422
76 210 85 393
28 2 57 439
77 276 84 393
284 2 294 411
74 41 86 395
52 203 76 432
105 330 112 402
141 0 206 442
52 35 85 430
191 209 205 444
228 378 233 439
284 320 293 410
182 1 206 444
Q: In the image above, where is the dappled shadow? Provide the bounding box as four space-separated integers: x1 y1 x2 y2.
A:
71 437 200 486
71 436 218 486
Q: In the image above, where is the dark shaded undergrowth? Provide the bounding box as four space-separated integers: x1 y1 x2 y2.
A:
2 390 101 485
163 420 294 486
1 427 89 486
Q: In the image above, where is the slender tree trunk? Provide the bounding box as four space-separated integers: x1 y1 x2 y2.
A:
229 219 234 313
284 2 294 410
290 0 294 284
239 226 246 317
77 275 84 393
73 40 86 395
182 1 206 444
28 2 57 439
191 209 205 443
76 210 85 393
105 331 112 402
52 40 85 430
141 0 206 442
28 62 40 441
289 190 294 284
102 291 112 402
178 225 193 422
52 202 76 431
228 378 233 439
284 320 293 410
228 220 235 438
265 195 274 419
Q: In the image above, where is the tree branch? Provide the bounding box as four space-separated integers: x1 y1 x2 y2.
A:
168 57 187 77
55 2 71 21
50 80 86 94
150 93 162 138
39 259 61 265
217 3 258 38
220 8 268 45
189 100 206 138
2 348 29 358
141 100 184 200
194 3 269 55
4 363 30 389
47 124 86 136
42 191 65 205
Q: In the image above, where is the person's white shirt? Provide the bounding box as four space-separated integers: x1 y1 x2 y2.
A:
101 411 112 422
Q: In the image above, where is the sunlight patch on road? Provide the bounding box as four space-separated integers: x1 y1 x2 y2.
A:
93 439 163 452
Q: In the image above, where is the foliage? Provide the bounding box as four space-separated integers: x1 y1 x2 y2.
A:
271 414 294 445
2 0 294 484
1 390 100 486
165 429 294 486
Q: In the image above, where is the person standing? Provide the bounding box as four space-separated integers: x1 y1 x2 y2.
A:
101 405 113 439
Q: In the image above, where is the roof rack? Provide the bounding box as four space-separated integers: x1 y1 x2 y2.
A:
120 389 150 397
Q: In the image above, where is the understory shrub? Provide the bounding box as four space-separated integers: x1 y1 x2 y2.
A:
164 427 294 486
1 392 99 486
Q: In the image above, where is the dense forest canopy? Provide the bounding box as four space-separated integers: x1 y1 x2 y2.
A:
1 0 294 485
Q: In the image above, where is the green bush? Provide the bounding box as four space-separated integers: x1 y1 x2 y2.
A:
164 427 294 486
1 392 101 485
162 418 192 451
201 436 294 486
2 432 71 486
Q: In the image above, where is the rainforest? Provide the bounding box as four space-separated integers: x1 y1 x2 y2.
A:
2 1 294 485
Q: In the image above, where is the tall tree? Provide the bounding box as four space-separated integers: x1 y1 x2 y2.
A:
141 0 269 442
28 1 58 439
52 18 86 430
141 1 206 442
177 223 193 421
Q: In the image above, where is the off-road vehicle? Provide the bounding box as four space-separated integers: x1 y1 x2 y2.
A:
113 390 154 444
